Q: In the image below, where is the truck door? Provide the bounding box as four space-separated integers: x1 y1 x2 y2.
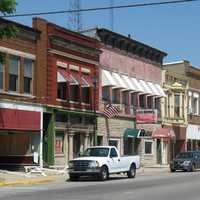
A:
109 148 121 173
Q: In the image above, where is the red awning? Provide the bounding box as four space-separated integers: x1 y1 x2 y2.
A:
81 75 93 87
152 128 175 139
0 108 40 131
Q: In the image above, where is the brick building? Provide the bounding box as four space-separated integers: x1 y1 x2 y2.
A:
83 28 167 166
33 18 101 166
0 18 43 168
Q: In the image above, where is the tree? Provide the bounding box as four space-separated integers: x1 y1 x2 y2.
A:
0 0 17 39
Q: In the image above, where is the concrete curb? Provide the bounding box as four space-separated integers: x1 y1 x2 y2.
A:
0 177 54 187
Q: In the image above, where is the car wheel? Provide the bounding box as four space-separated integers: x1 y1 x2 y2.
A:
127 163 136 178
190 164 195 172
69 174 79 181
170 168 176 173
99 166 109 181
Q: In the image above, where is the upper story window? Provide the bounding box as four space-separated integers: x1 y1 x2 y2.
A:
174 93 180 117
112 89 120 104
193 93 199 115
24 58 33 94
57 67 67 100
102 86 110 102
82 87 90 104
122 91 129 105
9 55 19 92
0 59 4 90
70 85 79 102
139 94 145 108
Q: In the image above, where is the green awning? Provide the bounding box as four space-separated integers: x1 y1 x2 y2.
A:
124 128 141 138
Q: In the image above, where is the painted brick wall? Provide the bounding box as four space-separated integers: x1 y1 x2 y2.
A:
100 48 162 84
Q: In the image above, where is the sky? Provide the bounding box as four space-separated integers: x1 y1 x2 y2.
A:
5 0 200 67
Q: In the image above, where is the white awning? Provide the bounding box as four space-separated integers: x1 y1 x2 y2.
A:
121 75 137 91
57 71 66 83
147 82 160 96
139 80 152 94
102 69 117 86
130 77 144 93
155 84 167 97
186 124 200 140
112 72 127 89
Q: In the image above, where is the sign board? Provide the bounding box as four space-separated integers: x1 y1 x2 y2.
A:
136 109 158 123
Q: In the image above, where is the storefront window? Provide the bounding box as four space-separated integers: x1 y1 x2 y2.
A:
55 132 64 154
144 140 153 154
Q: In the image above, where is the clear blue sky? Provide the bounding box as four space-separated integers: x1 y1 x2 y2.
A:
8 0 200 67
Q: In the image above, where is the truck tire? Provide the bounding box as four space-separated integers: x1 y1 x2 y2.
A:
170 168 176 172
127 163 136 178
98 166 109 181
69 174 79 181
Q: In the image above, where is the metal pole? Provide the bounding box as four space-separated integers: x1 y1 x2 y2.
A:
39 111 43 168
93 79 97 146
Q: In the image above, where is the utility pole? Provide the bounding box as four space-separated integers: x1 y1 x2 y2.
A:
68 0 82 32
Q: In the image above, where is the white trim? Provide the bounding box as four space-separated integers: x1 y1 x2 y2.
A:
0 101 43 112
49 49 99 66
69 64 79 71
163 60 185 65
0 46 35 60
193 92 199 98
188 91 192 96
81 68 91 74
144 139 154 155
56 61 68 68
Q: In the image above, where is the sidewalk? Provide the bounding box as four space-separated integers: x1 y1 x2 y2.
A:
0 165 170 187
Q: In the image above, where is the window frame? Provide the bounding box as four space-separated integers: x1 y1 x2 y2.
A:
144 140 154 155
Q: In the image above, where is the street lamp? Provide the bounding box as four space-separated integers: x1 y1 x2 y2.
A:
92 75 98 146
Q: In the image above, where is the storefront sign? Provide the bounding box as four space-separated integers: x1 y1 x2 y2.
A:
136 109 158 123
0 108 40 131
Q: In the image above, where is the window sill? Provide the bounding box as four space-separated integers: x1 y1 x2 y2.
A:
69 100 79 104
81 102 91 106
0 91 35 98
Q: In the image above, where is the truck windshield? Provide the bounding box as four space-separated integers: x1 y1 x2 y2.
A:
82 148 109 157
176 152 193 159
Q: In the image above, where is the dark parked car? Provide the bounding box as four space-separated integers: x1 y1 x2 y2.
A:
170 151 200 172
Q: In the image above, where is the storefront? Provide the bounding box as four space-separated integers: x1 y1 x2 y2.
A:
0 101 43 168
186 124 200 151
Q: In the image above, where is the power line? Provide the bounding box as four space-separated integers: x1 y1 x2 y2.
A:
1 0 199 18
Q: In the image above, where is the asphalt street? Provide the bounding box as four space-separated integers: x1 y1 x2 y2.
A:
0 171 200 200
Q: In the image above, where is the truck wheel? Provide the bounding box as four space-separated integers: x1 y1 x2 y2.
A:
99 166 109 181
69 174 79 181
190 164 195 172
127 163 136 178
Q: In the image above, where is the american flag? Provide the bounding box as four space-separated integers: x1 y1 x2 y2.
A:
103 104 120 118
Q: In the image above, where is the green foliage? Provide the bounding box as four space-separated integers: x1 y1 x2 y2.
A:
0 0 17 39
0 0 16 14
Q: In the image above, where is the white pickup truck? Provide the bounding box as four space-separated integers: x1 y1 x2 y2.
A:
68 146 140 181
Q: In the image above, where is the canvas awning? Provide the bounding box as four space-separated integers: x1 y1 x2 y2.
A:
147 82 161 96
121 75 137 91
139 80 152 94
152 128 175 139
124 128 141 138
130 77 144 93
112 72 128 89
155 84 167 97
102 69 117 86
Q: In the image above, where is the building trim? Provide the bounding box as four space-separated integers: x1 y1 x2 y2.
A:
0 46 36 60
48 49 99 66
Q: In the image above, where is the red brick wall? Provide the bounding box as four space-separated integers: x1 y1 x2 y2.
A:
100 48 162 84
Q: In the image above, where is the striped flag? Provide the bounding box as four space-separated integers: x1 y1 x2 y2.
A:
103 104 120 118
